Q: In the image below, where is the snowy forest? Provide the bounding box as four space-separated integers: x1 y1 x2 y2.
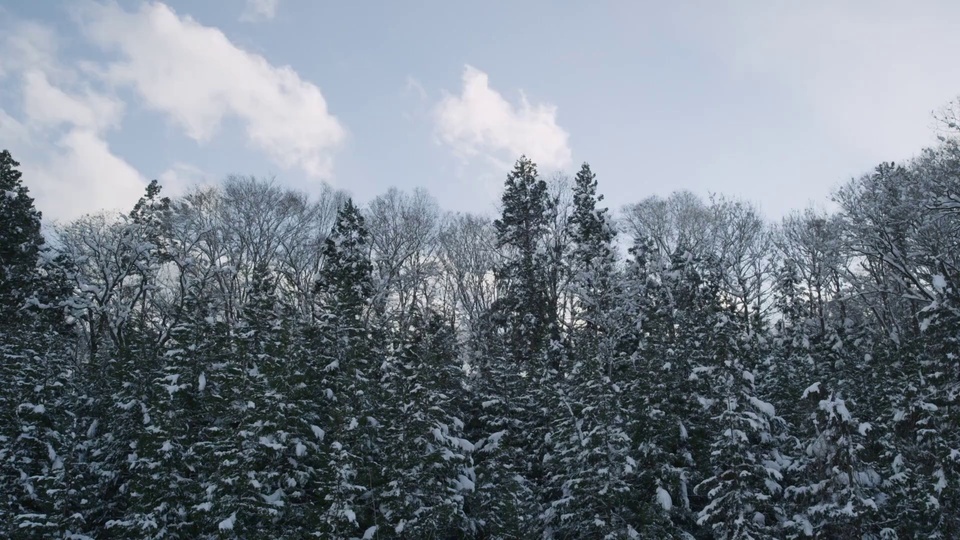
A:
2 121 960 540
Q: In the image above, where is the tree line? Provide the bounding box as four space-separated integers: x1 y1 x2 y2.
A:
1 122 960 539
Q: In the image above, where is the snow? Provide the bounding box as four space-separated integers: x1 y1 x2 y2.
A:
934 468 947 493
311 425 325 440
295 442 306 456
656 486 673 511
748 396 776 418
453 471 476 490
259 436 283 450
261 488 285 506
801 382 821 399
218 512 236 531
819 396 852 422
933 274 947 291
920 401 939 412
482 430 506 452
452 436 475 452
198 373 206 391
362 525 378 539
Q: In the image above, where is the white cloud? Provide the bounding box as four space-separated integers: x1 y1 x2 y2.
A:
79 2 345 179
0 20 146 222
0 20 59 78
21 70 123 133
434 65 572 170
25 129 147 222
240 0 280 22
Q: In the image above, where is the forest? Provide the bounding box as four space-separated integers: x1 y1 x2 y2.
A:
1 120 960 539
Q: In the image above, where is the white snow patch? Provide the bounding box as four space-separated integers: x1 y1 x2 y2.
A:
218 512 236 530
198 373 206 392
482 430 506 452
748 396 776 418
656 486 673 511
801 382 821 399
295 442 306 456
261 488 285 507
362 525 378 539
454 473 475 492
933 274 947 291
310 425 325 440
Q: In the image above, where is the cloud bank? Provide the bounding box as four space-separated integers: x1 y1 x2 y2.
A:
0 2 345 220
434 65 572 170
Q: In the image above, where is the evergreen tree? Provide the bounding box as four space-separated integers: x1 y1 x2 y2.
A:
492 155 553 367
0 150 77 537
0 149 44 324
695 309 785 540
309 199 381 537
465 156 555 538
378 311 473 537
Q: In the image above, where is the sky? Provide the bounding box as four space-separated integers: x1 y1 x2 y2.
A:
2 0 960 223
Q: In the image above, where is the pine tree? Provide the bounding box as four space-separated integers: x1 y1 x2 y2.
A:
0 149 44 325
378 311 473 537
0 150 77 537
624 245 722 537
464 156 555 537
309 199 381 537
542 163 651 538
492 155 553 367
695 307 785 540
567 163 617 360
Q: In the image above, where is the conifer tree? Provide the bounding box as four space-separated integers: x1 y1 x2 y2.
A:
695 308 785 540
378 311 473 537
309 199 381 537
0 150 45 324
492 155 553 367
0 150 76 537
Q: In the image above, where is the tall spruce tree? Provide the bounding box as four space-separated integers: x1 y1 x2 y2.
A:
0 150 44 323
492 155 553 367
542 163 650 537
310 199 381 537
0 150 77 537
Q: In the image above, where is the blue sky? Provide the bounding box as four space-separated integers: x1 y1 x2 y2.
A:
2 0 959 222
